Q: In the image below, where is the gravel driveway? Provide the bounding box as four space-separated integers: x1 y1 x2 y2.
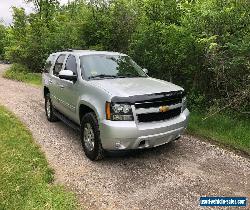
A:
0 64 249 210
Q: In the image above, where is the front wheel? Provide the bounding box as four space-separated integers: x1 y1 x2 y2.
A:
80 112 104 160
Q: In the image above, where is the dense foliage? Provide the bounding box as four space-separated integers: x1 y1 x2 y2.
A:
0 24 5 60
0 0 249 112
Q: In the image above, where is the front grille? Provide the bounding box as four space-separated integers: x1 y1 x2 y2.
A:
134 91 183 123
135 98 182 109
137 107 181 123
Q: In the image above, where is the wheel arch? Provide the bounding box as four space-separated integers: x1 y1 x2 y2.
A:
78 102 100 124
43 86 50 98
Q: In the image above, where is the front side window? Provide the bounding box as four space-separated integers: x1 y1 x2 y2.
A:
44 54 56 73
80 55 147 80
65 54 77 75
53 54 66 76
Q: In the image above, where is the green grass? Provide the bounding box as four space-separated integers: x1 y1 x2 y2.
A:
188 111 250 155
3 63 42 86
0 105 78 210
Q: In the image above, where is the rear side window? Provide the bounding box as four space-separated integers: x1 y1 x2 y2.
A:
44 55 56 73
65 54 77 75
53 54 66 77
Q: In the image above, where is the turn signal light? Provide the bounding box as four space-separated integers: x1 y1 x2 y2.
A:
105 102 111 120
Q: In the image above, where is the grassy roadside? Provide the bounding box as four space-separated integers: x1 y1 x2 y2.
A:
188 111 250 155
0 105 78 209
3 63 42 86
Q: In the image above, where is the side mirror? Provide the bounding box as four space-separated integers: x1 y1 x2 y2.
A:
143 68 148 74
59 70 77 82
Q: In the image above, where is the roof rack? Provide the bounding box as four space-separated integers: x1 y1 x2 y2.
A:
62 48 93 52
62 48 73 52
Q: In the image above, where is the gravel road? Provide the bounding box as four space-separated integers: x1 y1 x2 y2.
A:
0 64 249 210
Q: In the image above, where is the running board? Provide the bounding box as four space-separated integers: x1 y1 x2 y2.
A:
53 109 80 132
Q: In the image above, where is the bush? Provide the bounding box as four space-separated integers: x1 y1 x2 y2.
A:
3 63 42 86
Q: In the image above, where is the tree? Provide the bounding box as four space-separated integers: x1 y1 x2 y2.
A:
2 0 249 111
0 24 6 59
4 7 28 64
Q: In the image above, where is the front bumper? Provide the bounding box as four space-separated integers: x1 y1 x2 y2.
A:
100 108 190 150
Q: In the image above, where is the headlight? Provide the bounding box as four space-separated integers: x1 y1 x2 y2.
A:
106 102 134 121
182 97 187 112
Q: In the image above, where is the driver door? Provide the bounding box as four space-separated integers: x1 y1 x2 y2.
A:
57 54 80 122
50 54 66 112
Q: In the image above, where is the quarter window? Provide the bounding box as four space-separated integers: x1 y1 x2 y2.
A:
53 54 66 76
65 55 77 75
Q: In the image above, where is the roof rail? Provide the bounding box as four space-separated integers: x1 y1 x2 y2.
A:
60 49 101 53
62 48 93 52
63 48 73 52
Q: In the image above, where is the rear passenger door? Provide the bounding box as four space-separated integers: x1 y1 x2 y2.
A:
50 54 66 111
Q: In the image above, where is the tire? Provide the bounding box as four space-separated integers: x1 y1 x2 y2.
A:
45 93 58 122
80 112 104 160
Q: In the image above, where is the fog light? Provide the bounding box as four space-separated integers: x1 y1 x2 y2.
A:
115 141 121 149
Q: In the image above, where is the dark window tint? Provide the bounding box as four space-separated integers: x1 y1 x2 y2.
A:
44 55 55 73
65 55 77 75
53 54 66 76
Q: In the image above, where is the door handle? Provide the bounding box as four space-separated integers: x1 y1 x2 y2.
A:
59 85 65 89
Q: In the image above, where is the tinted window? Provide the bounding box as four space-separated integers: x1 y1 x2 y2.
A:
53 54 66 76
44 55 55 73
65 55 77 75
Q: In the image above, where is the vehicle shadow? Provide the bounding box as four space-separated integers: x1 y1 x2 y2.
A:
103 140 181 161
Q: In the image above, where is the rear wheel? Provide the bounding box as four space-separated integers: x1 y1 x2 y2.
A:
80 112 104 160
45 93 58 122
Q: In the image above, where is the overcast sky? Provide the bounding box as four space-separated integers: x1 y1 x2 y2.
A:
0 0 69 26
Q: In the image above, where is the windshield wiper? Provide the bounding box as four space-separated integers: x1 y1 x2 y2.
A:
117 73 146 78
88 74 117 80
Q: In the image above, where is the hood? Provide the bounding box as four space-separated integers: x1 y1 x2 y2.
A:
89 77 183 97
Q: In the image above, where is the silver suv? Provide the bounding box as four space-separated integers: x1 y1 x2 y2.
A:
42 50 190 160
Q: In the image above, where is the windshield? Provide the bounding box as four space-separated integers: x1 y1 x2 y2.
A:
80 55 147 80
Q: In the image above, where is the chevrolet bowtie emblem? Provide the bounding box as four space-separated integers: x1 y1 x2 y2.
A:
159 106 169 112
